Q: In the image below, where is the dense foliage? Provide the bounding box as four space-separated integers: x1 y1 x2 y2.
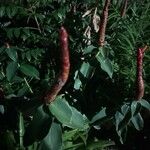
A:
0 0 150 149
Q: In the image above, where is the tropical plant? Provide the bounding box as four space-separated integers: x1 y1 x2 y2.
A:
0 0 150 150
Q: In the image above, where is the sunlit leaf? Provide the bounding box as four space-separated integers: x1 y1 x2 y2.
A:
49 95 89 130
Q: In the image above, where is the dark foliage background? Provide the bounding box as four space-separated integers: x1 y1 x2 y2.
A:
0 0 150 150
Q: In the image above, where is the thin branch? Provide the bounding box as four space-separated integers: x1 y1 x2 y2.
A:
99 0 110 47
44 27 70 104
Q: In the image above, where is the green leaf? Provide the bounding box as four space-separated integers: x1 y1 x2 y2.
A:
0 6 5 17
79 62 93 78
131 113 144 131
83 45 96 54
39 122 62 150
117 126 127 144
131 101 141 116
6 29 13 39
0 105 4 114
91 107 107 124
138 99 150 110
26 51 32 61
5 48 18 62
6 61 18 81
0 72 5 80
6 6 12 18
115 111 124 131
96 54 113 78
118 110 131 131
23 106 52 146
49 95 89 130
74 78 82 90
19 64 39 79
63 129 78 141
17 85 29 97
13 28 20 38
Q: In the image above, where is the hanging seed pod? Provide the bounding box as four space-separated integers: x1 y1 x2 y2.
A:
136 46 148 100
44 27 70 104
99 0 110 47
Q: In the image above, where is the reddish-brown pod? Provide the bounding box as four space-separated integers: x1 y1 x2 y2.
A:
120 0 128 17
44 27 70 104
136 46 148 100
99 0 110 47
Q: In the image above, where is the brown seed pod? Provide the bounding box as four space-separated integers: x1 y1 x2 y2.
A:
136 46 148 100
99 0 110 47
44 27 70 104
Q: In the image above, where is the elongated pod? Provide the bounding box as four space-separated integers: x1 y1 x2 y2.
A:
99 0 110 47
136 46 148 100
44 27 70 104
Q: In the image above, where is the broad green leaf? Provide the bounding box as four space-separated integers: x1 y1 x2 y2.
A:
49 95 89 130
115 111 124 131
121 104 130 115
117 126 127 144
71 107 89 129
118 110 131 131
83 45 96 54
6 28 13 39
74 78 82 90
131 113 144 131
79 62 93 78
96 54 113 78
131 101 138 116
131 101 141 116
138 99 150 110
50 96 72 124
19 64 39 79
39 122 62 150
6 48 18 61
23 106 52 146
0 105 4 114
6 61 18 81
91 107 107 124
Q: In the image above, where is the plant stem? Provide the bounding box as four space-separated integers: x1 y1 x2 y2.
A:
24 77 33 93
19 111 25 149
